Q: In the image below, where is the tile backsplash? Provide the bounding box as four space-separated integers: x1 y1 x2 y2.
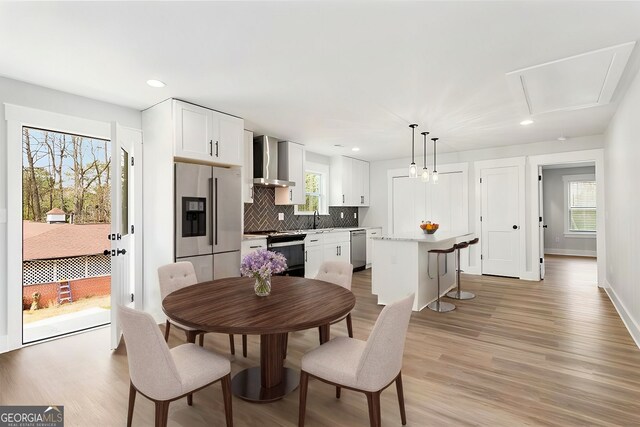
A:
244 186 359 232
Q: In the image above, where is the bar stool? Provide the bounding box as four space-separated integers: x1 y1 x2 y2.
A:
427 246 456 312
447 237 479 300
446 241 474 300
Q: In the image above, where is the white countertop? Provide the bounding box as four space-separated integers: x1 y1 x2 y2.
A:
372 231 474 243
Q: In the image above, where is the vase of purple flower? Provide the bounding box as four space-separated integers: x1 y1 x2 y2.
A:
241 249 287 297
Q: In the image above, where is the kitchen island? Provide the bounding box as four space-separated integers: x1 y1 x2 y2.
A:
371 231 474 311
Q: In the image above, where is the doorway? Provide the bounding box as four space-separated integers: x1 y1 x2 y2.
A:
528 149 605 286
21 127 112 343
539 162 598 285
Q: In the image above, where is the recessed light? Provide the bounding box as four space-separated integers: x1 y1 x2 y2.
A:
352 147 360 152
558 136 567 141
146 79 166 88
520 119 534 126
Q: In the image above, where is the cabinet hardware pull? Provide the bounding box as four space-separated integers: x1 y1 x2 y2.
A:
215 141 219 157
310 239 318 242
305 250 308 262
209 140 213 156
336 246 339 256
342 194 345 203
249 245 261 248
290 189 293 201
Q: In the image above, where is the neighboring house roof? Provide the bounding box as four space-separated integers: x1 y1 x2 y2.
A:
46 208 66 215
23 221 110 260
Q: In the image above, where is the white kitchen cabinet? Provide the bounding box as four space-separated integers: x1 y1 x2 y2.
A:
361 161 370 206
330 156 369 207
304 234 324 278
242 130 254 203
324 241 351 263
366 227 382 268
174 101 213 163
241 238 267 259
275 141 305 205
174 100 243 166
322 231 351 263
216 113 243 166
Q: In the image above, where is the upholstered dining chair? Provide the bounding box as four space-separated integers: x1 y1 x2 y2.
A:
315 261 354 339
298 293 415 427
158 262 247 357
118 305 233 427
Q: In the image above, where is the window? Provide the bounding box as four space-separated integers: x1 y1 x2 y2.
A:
295 162 329 215
564 174 596 235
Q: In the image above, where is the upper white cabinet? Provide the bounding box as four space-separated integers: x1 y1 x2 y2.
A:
275 141 305 205
174 100 243 166
330 156 370 207
242 130 254 203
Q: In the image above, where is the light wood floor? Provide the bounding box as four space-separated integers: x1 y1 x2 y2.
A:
2 255 639 426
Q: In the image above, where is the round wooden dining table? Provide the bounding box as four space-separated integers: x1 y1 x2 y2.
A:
162 275 356 403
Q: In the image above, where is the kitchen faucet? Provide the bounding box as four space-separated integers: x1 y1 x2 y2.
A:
313 210 319 229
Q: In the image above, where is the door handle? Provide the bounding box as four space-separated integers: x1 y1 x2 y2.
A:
543 225 548 228
117 248 127 256
209 178 213 246
214 177 219 246
513 225 519 230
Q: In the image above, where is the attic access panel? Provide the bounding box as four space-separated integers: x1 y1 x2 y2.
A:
506 41 635 115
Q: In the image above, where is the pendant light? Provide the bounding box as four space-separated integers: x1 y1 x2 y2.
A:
408 124 418 178
431 137 439 183
420 131 430 182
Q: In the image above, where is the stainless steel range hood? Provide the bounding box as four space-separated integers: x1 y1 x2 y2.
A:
253 135 296 187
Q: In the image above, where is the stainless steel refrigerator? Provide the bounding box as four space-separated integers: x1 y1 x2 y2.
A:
175 162 242 282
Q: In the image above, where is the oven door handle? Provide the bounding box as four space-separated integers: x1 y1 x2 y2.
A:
268 241 305 248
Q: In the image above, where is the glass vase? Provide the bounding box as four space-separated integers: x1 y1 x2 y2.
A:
254 275 272 297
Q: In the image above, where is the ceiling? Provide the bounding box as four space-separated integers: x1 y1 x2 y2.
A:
1 2 639 161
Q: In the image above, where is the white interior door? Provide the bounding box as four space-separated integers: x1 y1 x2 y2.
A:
481 166 520 277
110 123 142 350
538 166 546 280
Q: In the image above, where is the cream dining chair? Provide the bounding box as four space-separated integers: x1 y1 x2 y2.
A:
118 305 233 427
315 261 354 340
298 293 415 427
158 261 247 357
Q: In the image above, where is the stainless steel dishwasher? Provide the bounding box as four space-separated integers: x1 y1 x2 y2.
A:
350 229 366 271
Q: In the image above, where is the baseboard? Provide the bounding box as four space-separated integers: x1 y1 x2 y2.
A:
544 248 597 257
604 280 640 350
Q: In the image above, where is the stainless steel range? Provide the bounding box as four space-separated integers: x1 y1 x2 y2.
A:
245 230 306 277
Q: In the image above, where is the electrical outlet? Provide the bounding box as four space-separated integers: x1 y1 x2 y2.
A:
340 212 344 219
278 213 284 221
354 212 357 219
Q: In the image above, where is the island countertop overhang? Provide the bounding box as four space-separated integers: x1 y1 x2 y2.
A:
371 231 474 243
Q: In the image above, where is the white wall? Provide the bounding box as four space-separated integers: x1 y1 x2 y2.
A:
0 76 141 346
542 166 597 256
604 66 640 347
